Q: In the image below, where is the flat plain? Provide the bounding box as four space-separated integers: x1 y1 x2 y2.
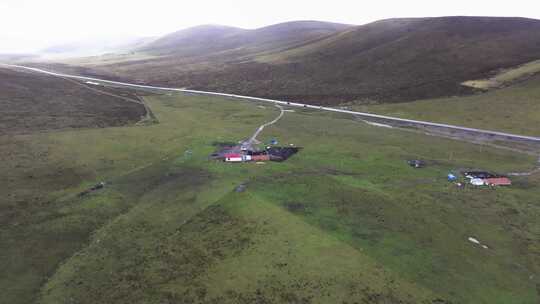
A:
2 85 539 303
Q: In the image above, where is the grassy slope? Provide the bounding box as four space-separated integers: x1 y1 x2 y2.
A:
140 24 247 56
211 17 540 103
2 93 539 303
57 21 352 90
0 67 146 134
361 73 540 136
0 95 280 304
462 59 540 89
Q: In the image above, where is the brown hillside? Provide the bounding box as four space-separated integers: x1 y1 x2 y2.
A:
0 67 146 134
182 17 540 104
46 17 540 105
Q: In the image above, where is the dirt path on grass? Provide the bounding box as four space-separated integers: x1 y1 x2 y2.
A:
60 77 156 124
507 157 540 176
243 104 285 149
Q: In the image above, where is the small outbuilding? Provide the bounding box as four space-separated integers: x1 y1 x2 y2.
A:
484 177 512 186
225 153 243 162
252 154 270 161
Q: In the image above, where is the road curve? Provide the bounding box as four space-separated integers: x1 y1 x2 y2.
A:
2 63 539 144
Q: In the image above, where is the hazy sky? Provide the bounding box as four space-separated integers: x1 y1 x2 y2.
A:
1 0 539 53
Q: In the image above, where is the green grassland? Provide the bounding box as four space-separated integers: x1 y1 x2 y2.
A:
1 92 539 303
462 59 540 90
360 74 540 136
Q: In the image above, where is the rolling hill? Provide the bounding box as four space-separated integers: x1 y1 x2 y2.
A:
43 17 540 106
0 67 147 134
139 24 247 56
139 21 352 58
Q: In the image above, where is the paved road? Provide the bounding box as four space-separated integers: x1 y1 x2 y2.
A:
2 63 540 144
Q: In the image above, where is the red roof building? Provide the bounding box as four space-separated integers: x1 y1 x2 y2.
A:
224 153 243 162
484 177 512 186
252 154 270 161
224 153 242 158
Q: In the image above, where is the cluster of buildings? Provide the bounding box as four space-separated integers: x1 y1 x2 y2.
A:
222 147 300 163
224 152 270 162
212 142 300 163
463 171 512 186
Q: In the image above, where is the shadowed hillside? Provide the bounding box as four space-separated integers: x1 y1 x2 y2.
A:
247 16 540 103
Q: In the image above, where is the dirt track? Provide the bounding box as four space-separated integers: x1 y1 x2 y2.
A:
243 104 285 150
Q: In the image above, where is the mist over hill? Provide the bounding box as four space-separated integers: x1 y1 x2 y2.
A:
139 21 352 58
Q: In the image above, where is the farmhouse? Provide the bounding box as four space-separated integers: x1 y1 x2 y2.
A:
463 171 512 186
215 146 300 163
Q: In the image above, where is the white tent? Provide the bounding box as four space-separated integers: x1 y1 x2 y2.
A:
470 178 485 186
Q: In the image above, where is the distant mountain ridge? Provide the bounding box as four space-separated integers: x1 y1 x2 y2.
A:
40 36 156 58
139 21 352 58
140 25 245 56
44 17 540 104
